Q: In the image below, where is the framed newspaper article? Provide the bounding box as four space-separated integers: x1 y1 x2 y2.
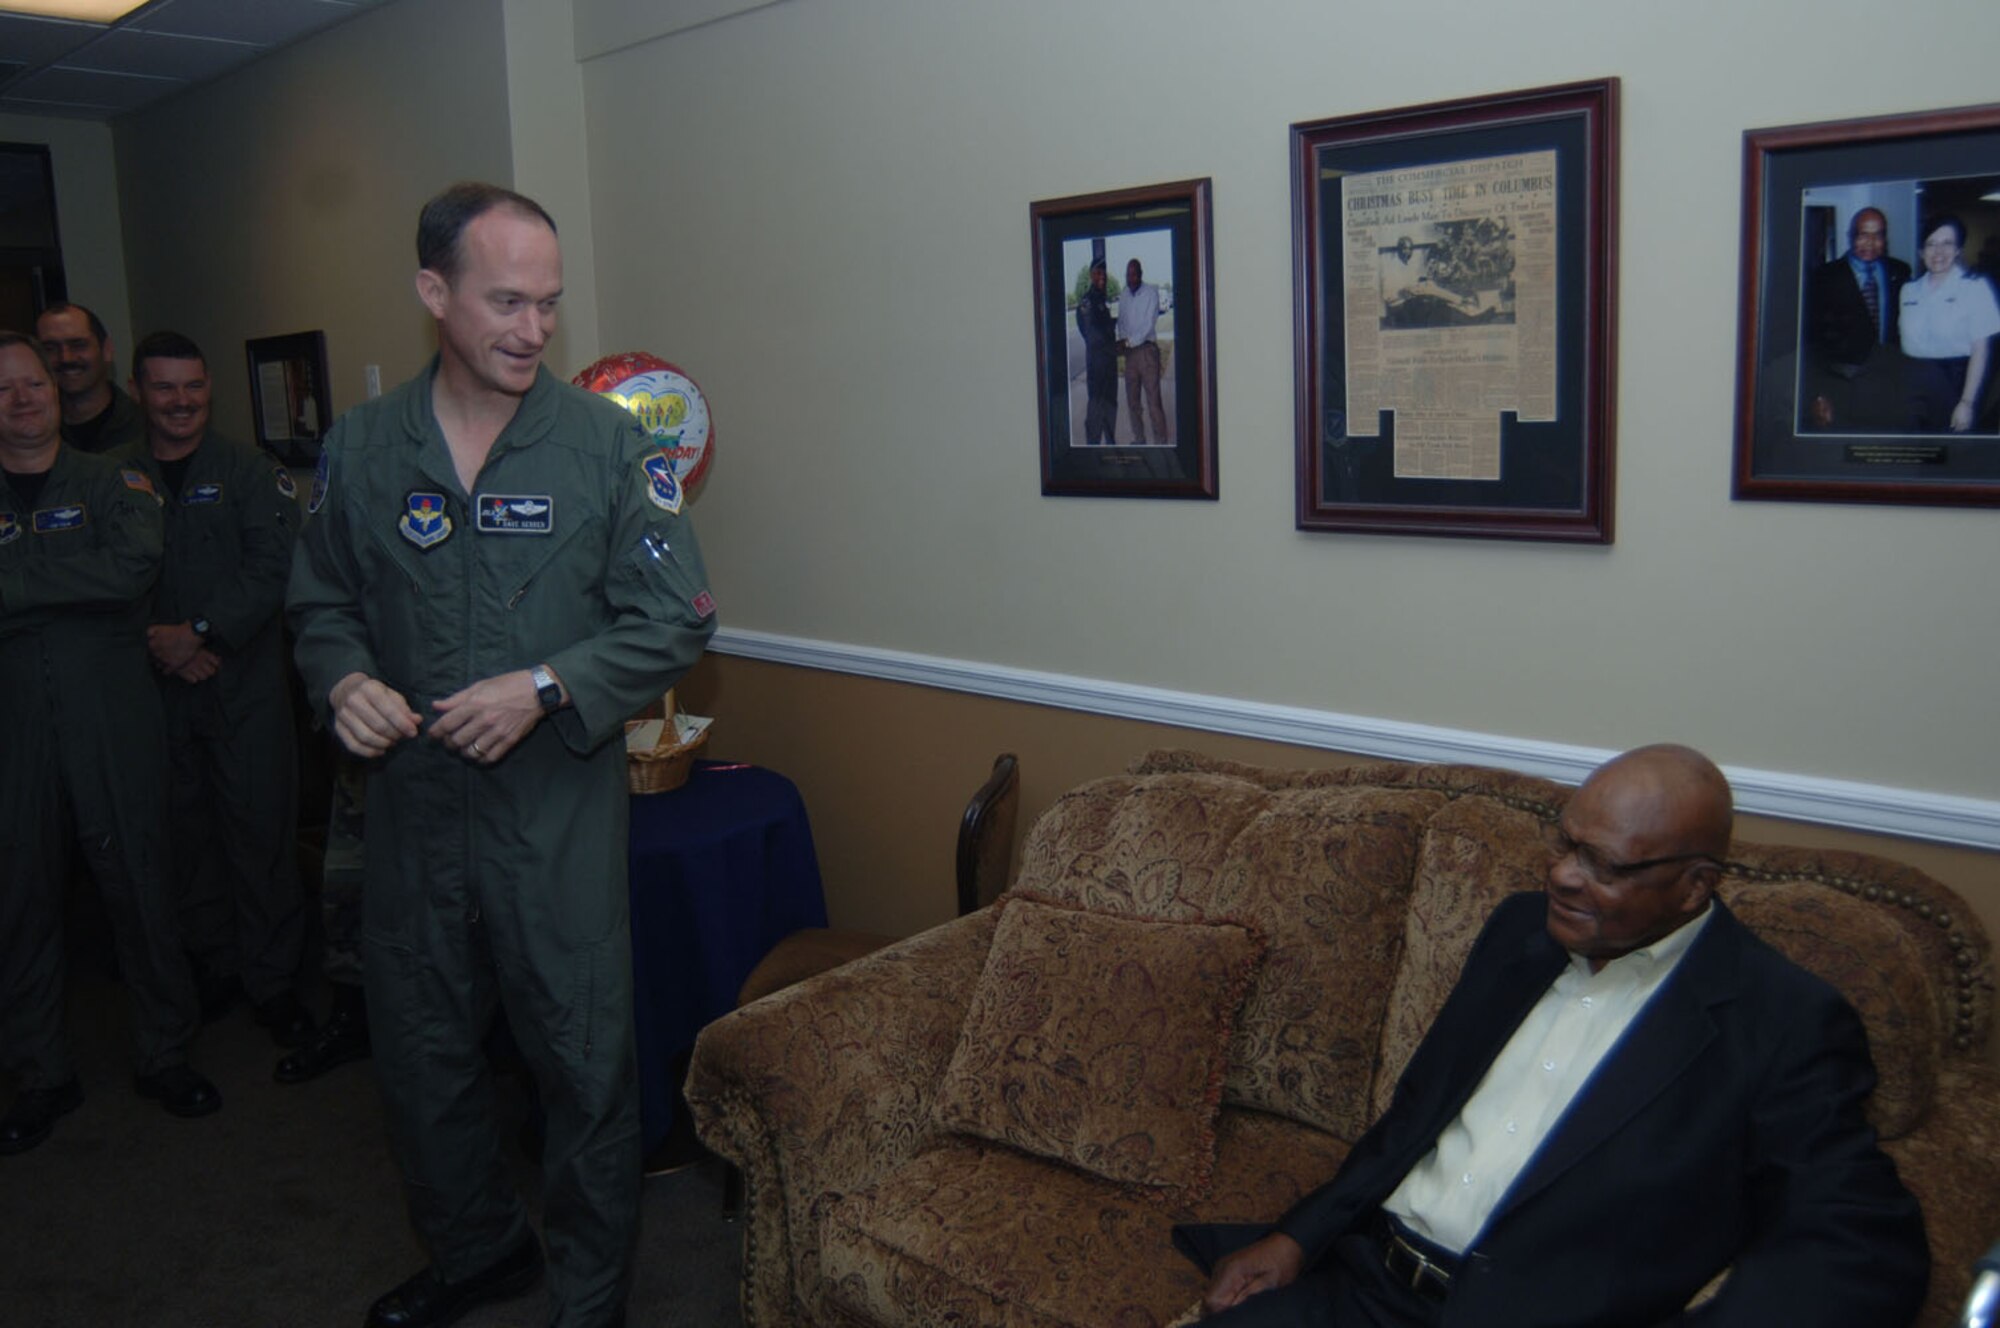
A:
1734 102 2000 508
1030 178 1217 499
1293 80 1618 541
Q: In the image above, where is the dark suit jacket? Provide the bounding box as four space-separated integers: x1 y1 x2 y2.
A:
1810 253 1912 369
1251 893 1926 1328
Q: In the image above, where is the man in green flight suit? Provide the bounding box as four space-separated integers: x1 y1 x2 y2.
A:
0 330 221 1156
36 303 146 454
287 184 717 1328
121 331 314 1046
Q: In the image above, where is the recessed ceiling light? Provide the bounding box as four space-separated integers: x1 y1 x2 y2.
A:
0 1 148 21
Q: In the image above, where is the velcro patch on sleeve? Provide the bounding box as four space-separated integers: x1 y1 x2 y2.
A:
641 453 683 514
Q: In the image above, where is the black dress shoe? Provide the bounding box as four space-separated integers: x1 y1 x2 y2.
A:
365 1236 543 1328
134 1065 222 1118
0 1079 83 1155
254 992 317 1048
273 999 370 1084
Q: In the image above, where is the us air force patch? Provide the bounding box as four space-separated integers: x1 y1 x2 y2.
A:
642 453 683 515
399 492 453 549
185 483 224 505
308 453 330 515
33 504 87 533
475 494 555 535
275 469 298 501
120 468 156 498
0 513 17 546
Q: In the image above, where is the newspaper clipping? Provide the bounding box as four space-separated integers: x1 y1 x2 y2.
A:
1341 149 1558 480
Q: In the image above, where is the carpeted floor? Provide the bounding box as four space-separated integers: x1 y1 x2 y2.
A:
0 959 743 1327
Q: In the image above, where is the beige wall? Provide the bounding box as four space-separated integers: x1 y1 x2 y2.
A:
680 653 2000 1062
0 112 131 355
112 0 514 442
503 0 602 376
581 0 2000 814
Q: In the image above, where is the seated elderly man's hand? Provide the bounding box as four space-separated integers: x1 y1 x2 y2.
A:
1203 1232 1305 1315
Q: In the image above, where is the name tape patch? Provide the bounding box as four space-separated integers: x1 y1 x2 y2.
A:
475 493 555 535
33 504 88 533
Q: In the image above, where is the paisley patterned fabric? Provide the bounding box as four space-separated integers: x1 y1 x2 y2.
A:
820 1108 1350 1328
1201 787 1442 1138
1372 796 1551 1120
1722 879 1939 1137
688 752 1999 1328
933 896 1263 1195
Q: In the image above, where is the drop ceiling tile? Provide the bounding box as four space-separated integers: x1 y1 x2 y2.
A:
0 13 104 67
70 27 258 81
8 63 179 112
126 0 360 47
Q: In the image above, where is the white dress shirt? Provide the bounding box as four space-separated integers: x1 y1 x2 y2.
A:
1116 281 1162 346
1381 905 1714 1254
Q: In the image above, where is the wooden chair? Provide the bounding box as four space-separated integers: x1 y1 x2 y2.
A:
735 753 1020 1004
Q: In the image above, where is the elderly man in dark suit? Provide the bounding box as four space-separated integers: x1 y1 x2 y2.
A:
1804 207 1911 431
1182 744 1927 1328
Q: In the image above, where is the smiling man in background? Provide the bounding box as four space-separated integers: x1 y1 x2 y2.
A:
121 330 312 1049
35 302 146 454
0 329 218 1155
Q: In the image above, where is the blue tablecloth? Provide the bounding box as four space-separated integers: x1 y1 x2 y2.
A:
627 760 827 1152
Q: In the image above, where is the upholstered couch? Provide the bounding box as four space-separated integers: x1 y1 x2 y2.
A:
686 751 2000 1327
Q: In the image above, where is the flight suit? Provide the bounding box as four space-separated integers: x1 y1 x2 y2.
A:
0 446 199 1088
286 362 717 1325
62 383 147 455
122 435 305 1007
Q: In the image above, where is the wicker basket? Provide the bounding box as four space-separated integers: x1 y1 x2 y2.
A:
625 690 709 794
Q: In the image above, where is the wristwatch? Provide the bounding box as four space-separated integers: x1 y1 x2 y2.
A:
530 664 562 714
190 615 212 641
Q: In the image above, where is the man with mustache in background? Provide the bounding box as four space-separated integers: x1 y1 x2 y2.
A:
36 302 146 455
120 330 314 1050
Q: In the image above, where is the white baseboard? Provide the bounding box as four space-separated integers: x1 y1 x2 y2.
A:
708 628 2000 852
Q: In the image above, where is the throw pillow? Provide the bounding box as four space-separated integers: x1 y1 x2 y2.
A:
932 895 1263 1196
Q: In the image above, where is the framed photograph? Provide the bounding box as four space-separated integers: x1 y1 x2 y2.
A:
1293 80 1619 542
244 330 332 465
1734 102 2000 507
1030 178 1216 499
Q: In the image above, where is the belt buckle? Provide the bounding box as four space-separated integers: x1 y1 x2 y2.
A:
1386 1232 1452 1302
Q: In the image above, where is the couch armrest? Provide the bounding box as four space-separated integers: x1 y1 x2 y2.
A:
688 909 997 1327
1883 1062 2000 1328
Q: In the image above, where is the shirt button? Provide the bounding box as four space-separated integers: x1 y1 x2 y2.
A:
1579 996 1593 1008
1505 1120 1518 1134
1461 1172 1473 1186
1542 1059 1557 1071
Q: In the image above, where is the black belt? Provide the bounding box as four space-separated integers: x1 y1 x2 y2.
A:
1379 1216 1459 1305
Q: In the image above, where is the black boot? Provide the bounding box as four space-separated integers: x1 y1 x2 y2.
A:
0 1080 83 1154
272 984 370 1084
